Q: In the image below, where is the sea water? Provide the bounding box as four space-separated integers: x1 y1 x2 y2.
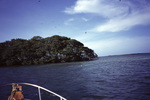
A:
0 53 150 100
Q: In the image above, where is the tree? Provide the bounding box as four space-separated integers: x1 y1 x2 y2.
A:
0 35 98 66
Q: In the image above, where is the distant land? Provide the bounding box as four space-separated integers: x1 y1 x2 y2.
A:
106 53 150 57
0 35 98 66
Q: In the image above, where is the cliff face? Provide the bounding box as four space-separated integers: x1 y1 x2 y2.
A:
0 35 98 66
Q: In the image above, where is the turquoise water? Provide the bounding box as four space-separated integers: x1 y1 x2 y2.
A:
0 54 150 100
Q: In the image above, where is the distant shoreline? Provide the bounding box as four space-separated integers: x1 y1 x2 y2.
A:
102 53 150 57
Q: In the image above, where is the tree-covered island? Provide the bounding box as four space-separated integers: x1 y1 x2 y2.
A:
0 35 98 66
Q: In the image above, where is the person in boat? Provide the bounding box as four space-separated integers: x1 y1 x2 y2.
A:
8 84 24 100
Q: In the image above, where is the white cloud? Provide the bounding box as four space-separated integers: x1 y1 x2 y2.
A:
64 18 75 25
64 0 100 14
64 0 150 32
64 0 127 17
82 17 88 22
93 10 150 32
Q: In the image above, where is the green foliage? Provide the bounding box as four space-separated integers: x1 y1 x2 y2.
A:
0 35 98 66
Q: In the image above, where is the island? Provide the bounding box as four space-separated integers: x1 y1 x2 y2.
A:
0 35 98 66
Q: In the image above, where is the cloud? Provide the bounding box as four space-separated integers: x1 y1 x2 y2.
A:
82 17 88 22
64 0 98 14
92 11 150 32
64 0 127 17
64 0 150 32
64 18 75 25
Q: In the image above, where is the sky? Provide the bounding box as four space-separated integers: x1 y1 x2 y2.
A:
0 0 150 56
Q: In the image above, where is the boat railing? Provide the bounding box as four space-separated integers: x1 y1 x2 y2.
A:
1 83 67 100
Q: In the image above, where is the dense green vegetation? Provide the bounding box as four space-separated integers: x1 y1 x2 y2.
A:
0 35 98 66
